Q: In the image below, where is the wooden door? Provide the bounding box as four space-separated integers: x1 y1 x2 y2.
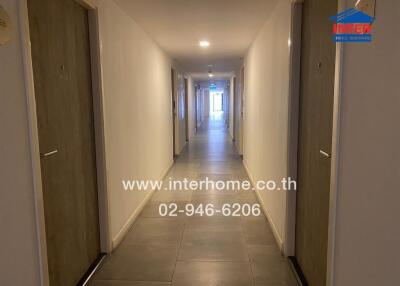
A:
295 0 337 285
28 0 101 285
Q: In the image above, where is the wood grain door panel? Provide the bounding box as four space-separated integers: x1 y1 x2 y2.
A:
295 0 337 285
28 0 101 285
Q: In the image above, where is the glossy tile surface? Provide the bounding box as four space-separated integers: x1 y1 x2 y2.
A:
91 117 297 285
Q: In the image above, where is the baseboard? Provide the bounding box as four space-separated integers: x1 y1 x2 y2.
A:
288 256 308 286
111 189 155 249
242 160 285 253
81 254 107 286
111 160 174 250
228 131 234 141
177 140 188 155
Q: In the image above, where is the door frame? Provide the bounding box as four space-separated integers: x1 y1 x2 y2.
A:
18 1 111 285
184 78 189 141
239 66 245 156
171 68 176 157
194 84 198 132
325 0 345 284
285 1 345 286
232 77 237 142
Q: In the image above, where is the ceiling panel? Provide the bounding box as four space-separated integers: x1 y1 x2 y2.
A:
115 0 278 78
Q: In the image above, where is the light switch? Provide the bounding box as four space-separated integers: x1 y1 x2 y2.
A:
355 0 376 17
0 5 11 45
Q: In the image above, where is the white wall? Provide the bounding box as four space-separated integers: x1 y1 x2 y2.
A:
97 0 173 246
0 0 175 283
0 1 41 285
242 0 291 249
332 1 400 285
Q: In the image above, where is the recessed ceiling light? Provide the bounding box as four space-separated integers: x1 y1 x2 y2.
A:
199 40 210 48
208 73 214 78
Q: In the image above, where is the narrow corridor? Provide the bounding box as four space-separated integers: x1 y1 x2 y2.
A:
3 1 398 285
91 116 297 286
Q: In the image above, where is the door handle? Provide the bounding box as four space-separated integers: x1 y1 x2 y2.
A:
40 149 58 158
319 149 331 159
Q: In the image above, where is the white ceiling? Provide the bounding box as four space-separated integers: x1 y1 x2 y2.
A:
115 0 278 79
190 71 234 81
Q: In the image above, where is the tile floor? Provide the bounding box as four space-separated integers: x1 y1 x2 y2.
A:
90 116 297 286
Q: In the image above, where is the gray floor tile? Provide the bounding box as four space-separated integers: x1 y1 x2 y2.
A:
93 118 291 285
248 246 297 285
255 283 296 286
150 190 192 202
182 228 246 244
178 243 249 262
196 173 233 181
251 261 297 285
186 216 242 232
242 218 277 246
179 229 248 261
90 281 170 286
94 245 178 282
140 201 187 219
122 218 184 246
172 261 253 286
248 245 283 262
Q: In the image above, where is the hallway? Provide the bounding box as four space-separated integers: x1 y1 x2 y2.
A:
3 0 400 285
90 116 297 286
